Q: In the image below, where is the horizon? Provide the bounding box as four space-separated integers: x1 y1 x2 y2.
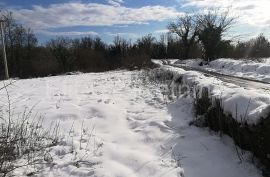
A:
1 0 270 44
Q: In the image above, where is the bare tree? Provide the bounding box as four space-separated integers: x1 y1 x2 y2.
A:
168 14 198 59
47 37 73 72
112 36 130 57
249 34 270 58
0 11 38 78
197 10 235 60
136 34 156 56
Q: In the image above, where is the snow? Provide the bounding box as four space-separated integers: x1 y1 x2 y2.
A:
175 58 204 67
0 70 261 177
156 65 270 124
175 58 270 82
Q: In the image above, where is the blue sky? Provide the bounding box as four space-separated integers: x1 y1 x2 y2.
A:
1 0 270 44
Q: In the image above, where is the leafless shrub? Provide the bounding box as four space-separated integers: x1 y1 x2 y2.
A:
0 113 60 176
0 83 59 176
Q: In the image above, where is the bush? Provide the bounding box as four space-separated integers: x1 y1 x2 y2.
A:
0 85 59 176
0 110 59 176
121 53 156 70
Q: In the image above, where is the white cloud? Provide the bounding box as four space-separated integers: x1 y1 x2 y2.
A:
105 32 138 38
182 0 270 28
154 29 169 33
107 0 124 7
11 2 182 30
37 30 98 36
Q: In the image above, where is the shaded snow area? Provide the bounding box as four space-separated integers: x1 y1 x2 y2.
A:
152 65 270 125
0 71 261 177
175 58 270 82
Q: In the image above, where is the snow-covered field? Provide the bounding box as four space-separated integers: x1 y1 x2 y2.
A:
0 70 261 177
174 58 270 82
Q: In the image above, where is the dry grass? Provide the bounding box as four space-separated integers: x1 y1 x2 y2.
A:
0 82 59 177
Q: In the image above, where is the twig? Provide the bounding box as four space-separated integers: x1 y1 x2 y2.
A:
79 119 84 150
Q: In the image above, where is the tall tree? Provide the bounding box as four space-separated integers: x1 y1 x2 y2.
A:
46 37 73 72
249 34 270 58
0 11 37 77
197 10 235 60
136 34 156 56
168 14 198 59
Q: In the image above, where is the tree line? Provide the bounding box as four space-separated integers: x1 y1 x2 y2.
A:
0 11 270 79
168 10 270 60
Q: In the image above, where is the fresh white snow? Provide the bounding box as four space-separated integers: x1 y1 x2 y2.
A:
150 65 270 124
0 70 261 177
174 58 270 82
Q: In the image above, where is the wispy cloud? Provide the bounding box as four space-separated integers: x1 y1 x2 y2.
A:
154 29 169 34
107 0 124 7
11 2 182 30
105 32 138 38
182 0 270 27
37 30 98 36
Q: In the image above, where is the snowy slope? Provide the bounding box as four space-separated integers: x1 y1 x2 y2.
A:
175 58 270 82
151 65 270 124
0 71 261 177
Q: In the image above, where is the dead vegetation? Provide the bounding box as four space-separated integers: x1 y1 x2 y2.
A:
0 82 60 176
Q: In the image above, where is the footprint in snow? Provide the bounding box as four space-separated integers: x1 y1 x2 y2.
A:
104 99 111 104
81 92 92 95
128 120 141 130
54 93 64 96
